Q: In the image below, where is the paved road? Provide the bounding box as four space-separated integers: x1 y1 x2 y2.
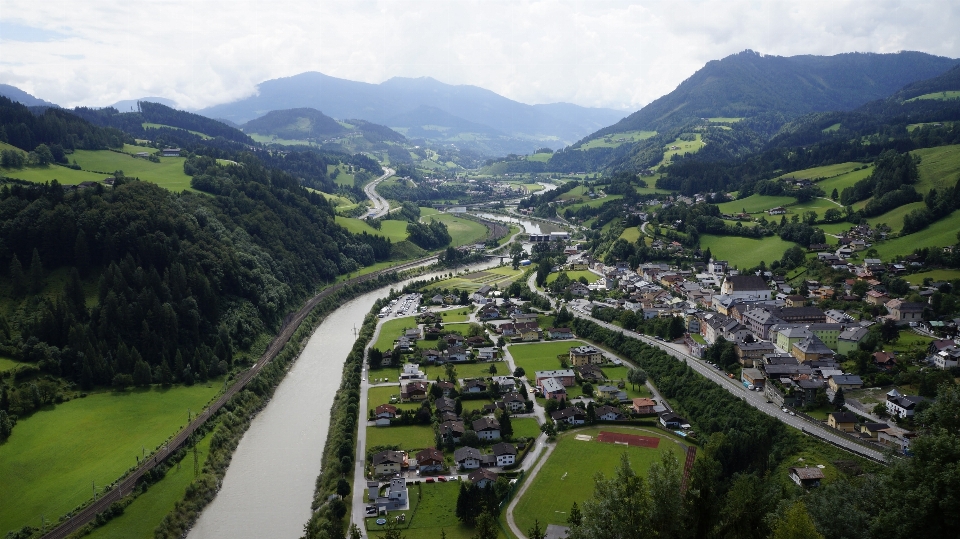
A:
363 167 395 220
525 274 886 463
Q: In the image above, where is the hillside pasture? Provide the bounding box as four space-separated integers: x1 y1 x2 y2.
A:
659 134 705 166
904 91 960 103
914 144 960 195
874 210 960 259
815 166 874 195
579 130 657 150
777 162 863 181
0 383 222 533
334 217 410 241
706 117 743 123
699 234 796 269
716 194 796 215
423 214 489 247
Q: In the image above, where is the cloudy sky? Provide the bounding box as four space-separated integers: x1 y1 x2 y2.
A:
1 0 958 112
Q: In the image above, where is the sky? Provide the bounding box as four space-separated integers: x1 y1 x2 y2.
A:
1 0 958 112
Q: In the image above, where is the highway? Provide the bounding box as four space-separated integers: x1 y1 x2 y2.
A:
363 167 395 220
526 274 886 463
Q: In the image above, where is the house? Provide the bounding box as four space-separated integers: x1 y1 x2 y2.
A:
569 345 603 366
416 448 445 474
596 405 625 421
492 442 518 466
372 476 409 511
435 397 457 414
837 326 869 355
492 376 517 393
435 381 456 397
400 362 425 380
375 404 398 426
631 397 657 415
791 335 835 362
825 309 855 324
859 422 889 440
741 368 766 390
827 412 858 432
932 346 960 369
468 468 498 488
659 412 687 429
865 290 890 306
161 147 181 157
454 447 482 470
519 328 542 342
475 347 496 361
576 364 605 382
401 381 429 402
548 327 574 339
466 335 488 347
885 299 925 325
501 393 527 413
736 340 776 367
886 389 927 418
878 427 916 453
540 377 567 400
439 420 466 444
596 385 629 402
445 346 469 363
535 369 577 387
462 378 488 393
372 450 407 476
721 275 771 301
444 334 465 346
828 375 863 392
767 206 787 215
788 466 824 487
473 417 502 441
551 407 586 425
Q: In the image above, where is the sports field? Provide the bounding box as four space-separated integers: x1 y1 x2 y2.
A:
0 382 222 533
699 234 796 269
512 427 686 533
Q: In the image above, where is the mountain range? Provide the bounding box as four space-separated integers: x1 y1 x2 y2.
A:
198 72 626 153
0 84 58 108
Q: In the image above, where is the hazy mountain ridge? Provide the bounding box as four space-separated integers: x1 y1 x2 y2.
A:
0 84 59 107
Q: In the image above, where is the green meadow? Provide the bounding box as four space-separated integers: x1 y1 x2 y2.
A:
365 481 505 539
334 217 410 242
903 269 960 284
659 134 705 166
699 235 796 269
512 427 686 533
365 424 436 452
509 341 590 380
84 432 213 539
904 91 960 103
914 144 960 195
545 270 599 284
373 316 420 351
874 210 960 259
716 194 796 215
777 162 862 181
579 130 657 150
0 382 222 533
423 214 490 247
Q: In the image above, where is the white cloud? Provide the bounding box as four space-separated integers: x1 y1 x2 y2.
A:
0 0 957 111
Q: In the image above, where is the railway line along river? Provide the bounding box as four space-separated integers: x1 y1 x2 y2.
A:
187 261 498 539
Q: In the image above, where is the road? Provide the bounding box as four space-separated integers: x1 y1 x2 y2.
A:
525 274 886 463
363 167 395 220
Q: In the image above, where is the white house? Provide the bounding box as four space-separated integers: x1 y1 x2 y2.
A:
492 442 517 467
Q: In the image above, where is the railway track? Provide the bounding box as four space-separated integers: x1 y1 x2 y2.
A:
39 255 436 539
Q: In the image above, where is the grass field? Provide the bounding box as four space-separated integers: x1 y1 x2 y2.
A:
659 134 705 166
0 152 193 192
440 307 474 322
365 424 436 452
508 341 590 380
887 332 935 354
373 316 419 351
865 201 925 231
526 153 552 163
874 210 960 259
579 130 657 150
335 217 410 241
365 481 503 539
699 234 796 269
812 166 874 195
0 382 222 533
903 269 960 284
84 432 213 539
716 194 796 215
427 268 524 294
706 117 743 123
512 427 686 533
904 91 960 103
511 418 541 439
561 194 625 214
367 385 422 412
620 226 642 243
327 164 357 187
546 270 599 284
556 185 591 201
0 356 20 372
424 214 489 247
441 322 475 335
777 162 862 181
914 144 960 195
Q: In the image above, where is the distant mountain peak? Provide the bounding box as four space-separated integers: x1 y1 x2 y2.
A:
0 84 58 107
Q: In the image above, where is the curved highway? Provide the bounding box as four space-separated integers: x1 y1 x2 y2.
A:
363 167 395 220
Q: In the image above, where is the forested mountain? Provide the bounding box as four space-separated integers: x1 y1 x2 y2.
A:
242 108 346 139
71 101 254 145
0 96 126 151
195 71 624 153
589 50 957 137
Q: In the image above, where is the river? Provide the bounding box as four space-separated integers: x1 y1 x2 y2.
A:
188 262 497 539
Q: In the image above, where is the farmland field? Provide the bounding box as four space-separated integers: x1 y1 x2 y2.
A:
904 91 960 102
777 162 862 181
659 134 705 166
0 382 222 533
914 144 960 195
873 210 960 259
546 270 599 284
84 432 213 539
699 234 796 269
423 214 489 247
512 427 686 533
508 341 590 379
579 130 657 150
814 166 873 195
334 217 410 241
903 269 960 284
365 424 436 452
706 117 743 123
716 194 796 215
427 268 524 293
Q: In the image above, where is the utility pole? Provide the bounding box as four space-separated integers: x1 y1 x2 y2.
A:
92 481 96 501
